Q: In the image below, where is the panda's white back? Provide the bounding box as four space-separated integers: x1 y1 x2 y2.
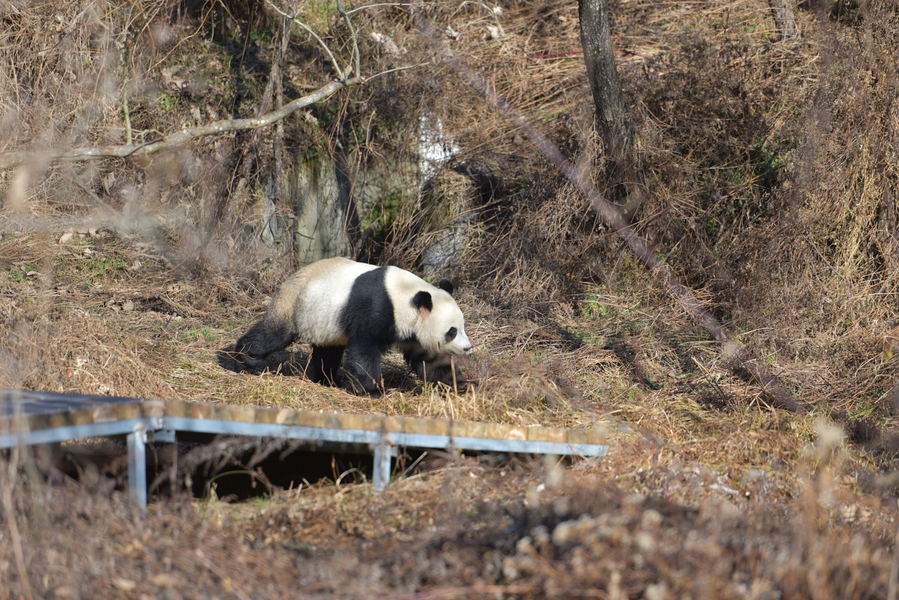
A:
283 257 377 346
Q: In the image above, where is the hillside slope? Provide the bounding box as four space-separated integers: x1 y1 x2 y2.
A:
2 0 899 597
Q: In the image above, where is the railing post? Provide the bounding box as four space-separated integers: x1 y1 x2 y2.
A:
127 426 147 517
373 437 394 491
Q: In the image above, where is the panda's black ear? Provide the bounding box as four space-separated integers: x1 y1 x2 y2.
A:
437 279 454 296
412 290 434 312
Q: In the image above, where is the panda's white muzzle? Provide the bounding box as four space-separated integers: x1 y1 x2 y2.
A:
448 330 473 355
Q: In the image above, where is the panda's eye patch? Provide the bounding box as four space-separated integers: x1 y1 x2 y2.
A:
445 327 457 342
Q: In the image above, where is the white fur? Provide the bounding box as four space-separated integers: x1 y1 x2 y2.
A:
271 257 376 346
383 266 471 354
270 257 471 353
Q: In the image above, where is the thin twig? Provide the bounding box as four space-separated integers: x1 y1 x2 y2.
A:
364 62 427 81
266 0 345 80
337 0 361 79
1 445 35 600
400 450 428 478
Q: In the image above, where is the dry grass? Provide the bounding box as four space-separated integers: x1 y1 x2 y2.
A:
3 0 899 597
1 444 895 598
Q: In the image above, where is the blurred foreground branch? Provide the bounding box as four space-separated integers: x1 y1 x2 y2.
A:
408 6 806 415
0 76 362 170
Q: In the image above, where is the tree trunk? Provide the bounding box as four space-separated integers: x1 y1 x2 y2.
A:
578 0 643 221
768 0 799 41
578 0 631 168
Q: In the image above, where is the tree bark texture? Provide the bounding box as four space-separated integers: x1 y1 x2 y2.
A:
578 0 644 222
578 0 632 166
768 0 799 41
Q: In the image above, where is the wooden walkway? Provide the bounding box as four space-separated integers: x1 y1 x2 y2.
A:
0 389 608 514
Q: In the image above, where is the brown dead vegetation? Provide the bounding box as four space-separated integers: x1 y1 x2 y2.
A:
3 0 899 598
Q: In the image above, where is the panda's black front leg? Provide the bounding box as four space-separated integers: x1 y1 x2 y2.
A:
400 341 468 388
343 341 385 397
308 345 345 385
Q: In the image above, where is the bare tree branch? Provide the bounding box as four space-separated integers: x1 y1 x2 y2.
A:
337 0 361 80
0 76 363 170
0 0 368 171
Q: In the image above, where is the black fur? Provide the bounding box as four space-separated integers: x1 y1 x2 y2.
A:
411 290 433 312
234 316 297 369
398 340 468 389
437 279 454 295
308 345 345 384
337 267 397 396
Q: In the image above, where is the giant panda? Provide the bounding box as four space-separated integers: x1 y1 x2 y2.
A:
234 257 472 396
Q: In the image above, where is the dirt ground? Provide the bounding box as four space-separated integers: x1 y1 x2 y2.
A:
4 0 899 598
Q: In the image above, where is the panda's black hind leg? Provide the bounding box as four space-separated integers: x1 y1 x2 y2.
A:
235 317 296 370
307 345 345 385
343 342 385 397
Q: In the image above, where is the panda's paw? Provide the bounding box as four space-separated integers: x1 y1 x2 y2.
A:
217 347 262 373
343 379 382 398
358 383 383 398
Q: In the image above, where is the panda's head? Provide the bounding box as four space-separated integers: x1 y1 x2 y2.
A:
410 279 472 355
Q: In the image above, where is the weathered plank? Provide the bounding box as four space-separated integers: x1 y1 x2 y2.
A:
1 389 609 513
2 390 607 451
